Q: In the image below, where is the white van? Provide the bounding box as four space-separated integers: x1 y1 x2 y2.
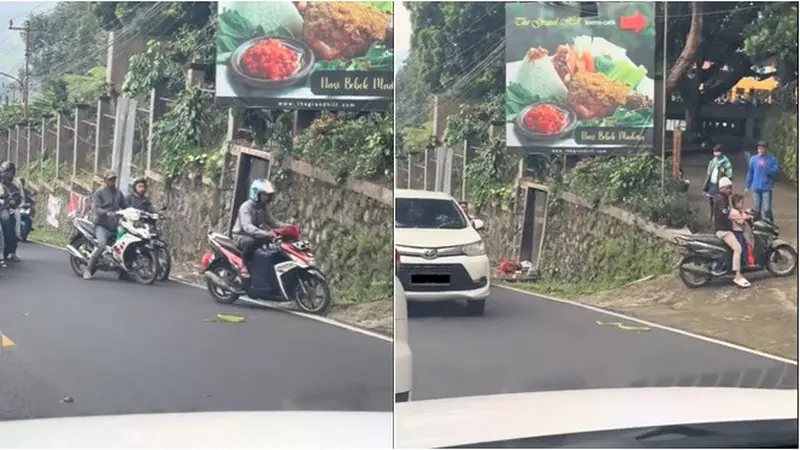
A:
395 189 491 315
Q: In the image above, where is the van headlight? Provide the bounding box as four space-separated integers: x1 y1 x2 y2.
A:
462 240 486 257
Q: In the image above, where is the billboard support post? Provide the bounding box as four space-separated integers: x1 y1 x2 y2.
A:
660 2 669 197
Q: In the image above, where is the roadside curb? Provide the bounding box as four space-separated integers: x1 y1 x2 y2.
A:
497 283 798 366
28 239 393 343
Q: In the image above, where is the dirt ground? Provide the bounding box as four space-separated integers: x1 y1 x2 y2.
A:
577 272 798 361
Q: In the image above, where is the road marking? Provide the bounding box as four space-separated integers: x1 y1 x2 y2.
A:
1 333 14 348
497 284 798 366
30 241 393 343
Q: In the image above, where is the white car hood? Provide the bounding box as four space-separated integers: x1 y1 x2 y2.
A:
0 411 392 448
395 387 798 448
395 227 479 248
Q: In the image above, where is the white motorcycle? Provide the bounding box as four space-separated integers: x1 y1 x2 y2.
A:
66 207 160 285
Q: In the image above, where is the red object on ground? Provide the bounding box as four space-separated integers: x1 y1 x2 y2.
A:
498 259 519 274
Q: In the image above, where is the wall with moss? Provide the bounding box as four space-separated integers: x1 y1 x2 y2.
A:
479 191 679 286
30 154 392 305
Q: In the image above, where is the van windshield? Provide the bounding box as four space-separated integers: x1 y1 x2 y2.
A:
395 198 468 230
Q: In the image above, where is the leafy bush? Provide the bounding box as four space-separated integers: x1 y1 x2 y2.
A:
763 113 798 182
291 112 393 185
565 154 700 229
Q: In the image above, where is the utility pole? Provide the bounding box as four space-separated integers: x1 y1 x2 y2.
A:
9 20 34 121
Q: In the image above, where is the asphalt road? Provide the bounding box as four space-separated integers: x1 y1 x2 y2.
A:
0 243 392 420
407 286 797 401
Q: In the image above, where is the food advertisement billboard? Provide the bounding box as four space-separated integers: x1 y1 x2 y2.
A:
215 1 394 111
505 2 655 156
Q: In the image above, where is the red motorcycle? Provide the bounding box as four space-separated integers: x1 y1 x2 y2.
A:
200 225 331 314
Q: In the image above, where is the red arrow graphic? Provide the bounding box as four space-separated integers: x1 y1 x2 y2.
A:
619 10 648 33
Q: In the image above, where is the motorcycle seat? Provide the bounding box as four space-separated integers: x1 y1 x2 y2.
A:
74 218 96 238
210 233 244 257
690 234 726 246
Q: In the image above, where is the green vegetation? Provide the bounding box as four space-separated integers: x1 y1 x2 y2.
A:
763 114 798 183
562 155 700 229
29 228 69 247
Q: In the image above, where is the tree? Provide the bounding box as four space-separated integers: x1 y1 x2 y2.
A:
743 2 798 88
405 2 504 100
663 2 773 134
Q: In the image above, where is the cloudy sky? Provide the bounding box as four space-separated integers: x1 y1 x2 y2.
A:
0 2 55 95
394 2 411 71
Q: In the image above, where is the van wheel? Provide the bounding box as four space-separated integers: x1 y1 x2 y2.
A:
466 299 486 316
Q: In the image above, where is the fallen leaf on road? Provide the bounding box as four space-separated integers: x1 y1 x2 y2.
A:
214 313 246 324
596 320 651 332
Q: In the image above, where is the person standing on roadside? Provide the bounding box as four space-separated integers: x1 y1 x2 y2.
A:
745 140 779 224
702 145 733 222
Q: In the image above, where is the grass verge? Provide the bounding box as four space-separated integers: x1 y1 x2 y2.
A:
29 228 68 247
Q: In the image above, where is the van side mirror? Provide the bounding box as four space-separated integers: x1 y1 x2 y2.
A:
472 218 485 231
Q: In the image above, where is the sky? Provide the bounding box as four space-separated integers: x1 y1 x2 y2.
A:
394 2 412 71
0 2 55 95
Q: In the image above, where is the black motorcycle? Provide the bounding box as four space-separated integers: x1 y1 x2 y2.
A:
675 214 797 288
140 212 171 282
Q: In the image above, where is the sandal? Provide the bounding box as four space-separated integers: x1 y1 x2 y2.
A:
734 277 751 288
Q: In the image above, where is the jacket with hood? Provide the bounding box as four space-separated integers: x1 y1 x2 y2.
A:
231 199 286 239
705 155 733 189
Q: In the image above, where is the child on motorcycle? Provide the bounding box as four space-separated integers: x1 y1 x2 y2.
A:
729 193 753 269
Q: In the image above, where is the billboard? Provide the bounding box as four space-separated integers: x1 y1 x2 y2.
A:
505 3 655 156
215 1 394 111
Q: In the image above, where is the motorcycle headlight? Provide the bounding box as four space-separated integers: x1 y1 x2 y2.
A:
462 240 486 257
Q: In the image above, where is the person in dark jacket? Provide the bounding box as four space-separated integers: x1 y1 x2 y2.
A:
231 179 287 264
0 161 22 264
84 170 129 280
713 177 750 288
126 176 154 213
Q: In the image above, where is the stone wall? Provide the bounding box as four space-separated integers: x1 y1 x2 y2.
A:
29 147 393 305
478 188 680 284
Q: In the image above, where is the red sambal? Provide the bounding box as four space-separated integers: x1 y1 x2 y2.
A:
523 104 568 135
241 39 300 81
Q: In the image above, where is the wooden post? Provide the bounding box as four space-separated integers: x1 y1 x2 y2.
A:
73 104 91 178
95 94 112 175
672 127 683 178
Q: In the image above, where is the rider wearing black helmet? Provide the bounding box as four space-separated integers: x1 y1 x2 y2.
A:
126 176 154 213
0 161 23 264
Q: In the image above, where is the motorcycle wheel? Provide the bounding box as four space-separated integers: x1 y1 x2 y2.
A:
156 246 172 281
207 262 241 305
678 255 712 288
294 270 331 315
128 247 158 285
766 244 798 277
69 236 97 278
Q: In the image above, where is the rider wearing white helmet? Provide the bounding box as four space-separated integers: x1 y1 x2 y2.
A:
231 179 287 263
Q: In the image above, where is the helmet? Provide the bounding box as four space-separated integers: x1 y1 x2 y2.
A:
718 177 733 189
132 176 147 187
249 179 276 202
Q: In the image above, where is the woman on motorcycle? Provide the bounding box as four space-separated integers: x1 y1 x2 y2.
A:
703 145 733 222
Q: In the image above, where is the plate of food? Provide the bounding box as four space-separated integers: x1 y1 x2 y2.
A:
507 36 654 143
229 36 315 89
514 102 577 141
